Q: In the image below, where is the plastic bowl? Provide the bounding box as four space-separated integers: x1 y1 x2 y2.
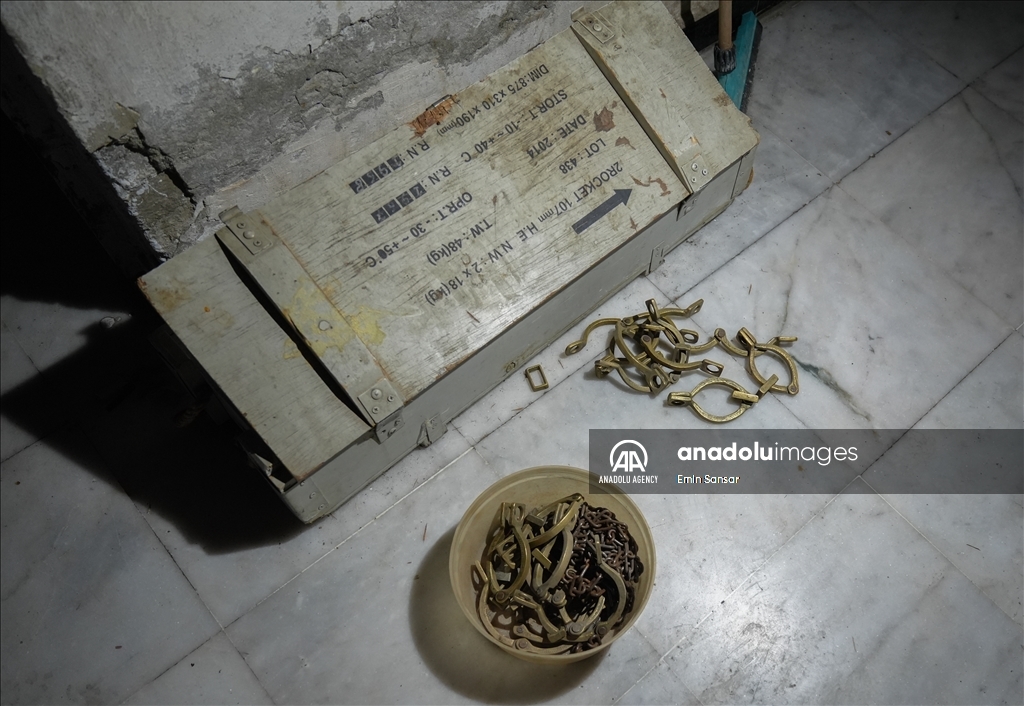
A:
449 466 656 663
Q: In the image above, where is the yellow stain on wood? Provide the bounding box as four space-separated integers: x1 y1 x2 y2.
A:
348 306 388 347
282 279 357 357
282 337 302 360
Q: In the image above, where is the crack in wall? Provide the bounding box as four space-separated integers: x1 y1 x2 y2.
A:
5 1 588 271
93 121 197 260
155 1 557 200
109 125 195 205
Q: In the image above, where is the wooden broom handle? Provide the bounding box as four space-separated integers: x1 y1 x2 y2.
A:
719 1 734 51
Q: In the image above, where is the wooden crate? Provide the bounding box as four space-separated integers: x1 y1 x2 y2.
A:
139 1 758 522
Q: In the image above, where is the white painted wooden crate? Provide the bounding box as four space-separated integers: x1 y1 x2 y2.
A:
140 1 759 522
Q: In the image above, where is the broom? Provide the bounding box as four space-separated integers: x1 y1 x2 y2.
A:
714 3 763 114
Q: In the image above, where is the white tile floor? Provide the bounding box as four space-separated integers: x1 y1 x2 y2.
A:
2 2 1022 704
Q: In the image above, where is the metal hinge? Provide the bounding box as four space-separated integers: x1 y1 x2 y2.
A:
220 206 274 256
648 243 666 274
373 408 405 443
678 186 701 219
356 379 403 426
289 477 331 521
682 153 711 193
217 205 407 440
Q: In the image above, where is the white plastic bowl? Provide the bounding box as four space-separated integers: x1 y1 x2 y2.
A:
449 466 656 663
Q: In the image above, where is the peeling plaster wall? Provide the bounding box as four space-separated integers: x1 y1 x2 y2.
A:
4 0 669 272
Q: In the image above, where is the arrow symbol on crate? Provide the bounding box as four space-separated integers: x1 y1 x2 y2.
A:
572 189 632 235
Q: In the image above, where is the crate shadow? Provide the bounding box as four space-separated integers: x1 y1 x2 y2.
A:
1 320 310 552
1 111 308 553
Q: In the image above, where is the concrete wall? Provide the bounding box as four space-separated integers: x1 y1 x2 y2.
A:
1 1 702 276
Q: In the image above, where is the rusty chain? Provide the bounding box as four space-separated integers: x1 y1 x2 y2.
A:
473 495 644 654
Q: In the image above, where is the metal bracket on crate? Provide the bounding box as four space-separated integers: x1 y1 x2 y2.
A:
418 413 446 447
358 379 406 443
647 243 666 274
678 187 701 219
682 153 711 194
372 408 405 443
220 206 274 257
572 10 616 43
217 206 407 440
356 378 403 426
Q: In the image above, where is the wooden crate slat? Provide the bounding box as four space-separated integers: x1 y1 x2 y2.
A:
139 237 369 480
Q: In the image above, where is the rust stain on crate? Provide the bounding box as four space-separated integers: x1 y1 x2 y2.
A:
594 106 615 132
138 278 190 314
409 95 458 137
136 0 762 524
632 176 672 197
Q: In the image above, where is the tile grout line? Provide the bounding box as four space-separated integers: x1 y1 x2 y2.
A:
716 86 962 309
0 316 45 380
81 430 227 627
862 473 1023 628
655 476 862 660
118 628 277 706
958 84 1024 200
108 466 236 706
612 647 708 706
888 329 1019 432
221 446 475 629
843 309 1017 615
611 662 661 705
0 317 57 463
840 174 1020 330
606 624 682 706
848 0 970 87
832 81 1024 327
644 271 677 308
90 420 230 705
6 387 228 705
0 424 60 465
660 183 837 308
370 446 475 522
218 627 279 705
765 174 1017 431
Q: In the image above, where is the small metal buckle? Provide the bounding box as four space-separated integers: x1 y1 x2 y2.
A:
524 365 549 392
